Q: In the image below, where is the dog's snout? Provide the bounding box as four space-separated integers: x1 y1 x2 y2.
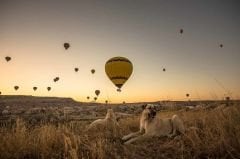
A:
152 111 156 116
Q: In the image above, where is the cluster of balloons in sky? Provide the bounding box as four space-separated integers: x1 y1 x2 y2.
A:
1 29 224 101
1 42 136 102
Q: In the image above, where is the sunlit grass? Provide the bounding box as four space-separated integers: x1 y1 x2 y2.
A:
0 104 240 159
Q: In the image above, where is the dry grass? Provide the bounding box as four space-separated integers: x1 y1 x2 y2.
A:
0 104 240 159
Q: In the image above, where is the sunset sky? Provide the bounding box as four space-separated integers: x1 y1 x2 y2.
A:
1 0 240 103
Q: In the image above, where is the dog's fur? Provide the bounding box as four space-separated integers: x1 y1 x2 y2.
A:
86 109 121 137
122 104 185 144
87 109 118 129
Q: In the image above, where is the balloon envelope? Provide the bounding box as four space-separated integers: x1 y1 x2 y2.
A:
64 43 70 50
74 68 79 72
5 56 11 62
95 90 100 96
94 97 97 101
91 69 95 74
105 57 133 91
186 93 190 97
47 87 51 91
14 86 19 90
33 87 37 91
180 29 183 34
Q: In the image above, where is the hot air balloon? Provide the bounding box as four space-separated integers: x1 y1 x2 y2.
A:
64 43 70 50
105 56 133 92
54 77 60 82
186 93 190 97
180 29 183 34
95 90 100 96
163 68 166 72
123 101 126 104
5 56 11 62
74 68 79 72
94 97 97 101
87 96 90 100
91 69 95 74
105 100 108 104
0 91 1 95
14 86 19 91
47 87 51 91
220 44 223 48
33 87 37 91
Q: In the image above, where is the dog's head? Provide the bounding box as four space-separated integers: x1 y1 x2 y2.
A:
142 104 157 119
105 109 116 120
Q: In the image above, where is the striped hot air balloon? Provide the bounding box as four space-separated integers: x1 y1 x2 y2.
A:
105 57 133 92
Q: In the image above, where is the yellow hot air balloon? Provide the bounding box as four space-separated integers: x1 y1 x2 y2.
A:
105 56 133 92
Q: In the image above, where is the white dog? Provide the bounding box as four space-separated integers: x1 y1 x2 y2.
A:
122 104 185 144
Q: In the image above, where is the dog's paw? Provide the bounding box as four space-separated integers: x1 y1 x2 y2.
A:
124 140 133 145
167 134 174 138
122 136 129 141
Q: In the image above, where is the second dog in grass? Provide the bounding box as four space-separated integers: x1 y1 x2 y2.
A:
86 109 121 138
122 104 185 144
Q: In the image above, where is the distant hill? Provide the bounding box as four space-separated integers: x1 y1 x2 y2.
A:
0 95 75 102
0 95 85 108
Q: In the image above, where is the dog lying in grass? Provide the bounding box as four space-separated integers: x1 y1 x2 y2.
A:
122 104 185 144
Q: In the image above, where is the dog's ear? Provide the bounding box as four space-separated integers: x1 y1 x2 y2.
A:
142 104 147 110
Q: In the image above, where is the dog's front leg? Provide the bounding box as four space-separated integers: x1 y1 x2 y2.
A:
122 131 142 141
124 134 149 145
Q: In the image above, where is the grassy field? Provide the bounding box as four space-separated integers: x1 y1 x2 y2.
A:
0 104 240 159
